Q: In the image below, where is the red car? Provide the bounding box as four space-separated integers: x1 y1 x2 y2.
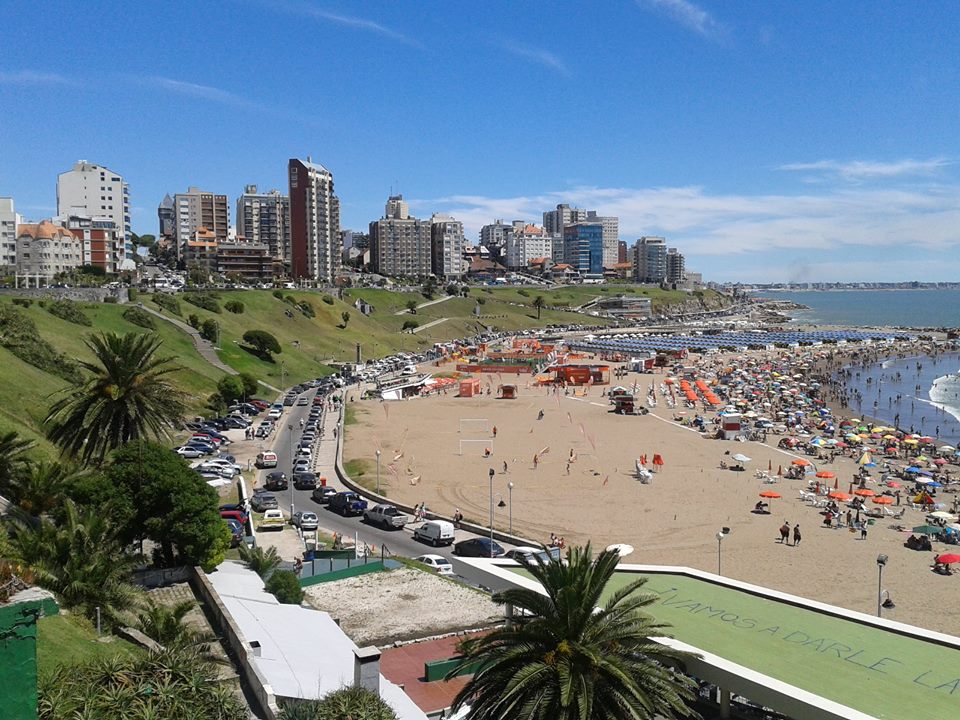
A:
249 399 270 410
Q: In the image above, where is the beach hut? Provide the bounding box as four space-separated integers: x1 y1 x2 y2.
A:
720 412 742 440
498 384 518 399
458 377 481 398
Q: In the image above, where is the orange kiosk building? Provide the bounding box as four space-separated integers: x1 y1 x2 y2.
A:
458 377 482 397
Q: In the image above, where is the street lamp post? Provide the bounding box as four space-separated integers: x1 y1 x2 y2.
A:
488 468 495 557
288 423 295 517
876 554 888 617
716 527 730 575
375 449 381 495
507 481 514 534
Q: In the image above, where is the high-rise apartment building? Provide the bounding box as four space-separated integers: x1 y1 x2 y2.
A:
666 247 686 286
430 213 466 279
236 185 291 268
586 211 619 268
0 198 18 269
479 219 514 264
543 203 588 236
63 215 125 274
505 222 552 269
56 161 131 253
634 236 667 283
157 194 175 248
369 195 432 278
544 204 619 269
618 240 628 264
563 222 604 277
173 187 229 256
288 158 340 282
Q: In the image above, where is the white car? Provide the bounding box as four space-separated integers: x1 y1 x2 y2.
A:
414 554 454 575
175 446 204 458
197 458 242 473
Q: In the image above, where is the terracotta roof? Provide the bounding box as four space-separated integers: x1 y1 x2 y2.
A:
469 256 506 271
17 220 74 241
612 262 634 269
553 263 573 270
193 227 217 239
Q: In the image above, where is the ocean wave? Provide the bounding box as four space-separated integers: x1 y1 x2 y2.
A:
928 372 960 424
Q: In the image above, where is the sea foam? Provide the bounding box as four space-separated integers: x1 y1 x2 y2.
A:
928 372 960 425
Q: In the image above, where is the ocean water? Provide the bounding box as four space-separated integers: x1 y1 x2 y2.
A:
755 289 960 329
841 351 960 445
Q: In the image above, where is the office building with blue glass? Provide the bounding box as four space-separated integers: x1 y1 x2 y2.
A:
563 222 604 279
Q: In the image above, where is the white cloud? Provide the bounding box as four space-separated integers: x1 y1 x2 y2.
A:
0 70 75 86
635 0 726 38
431 183 960 280
277 3 423 49
142 76 250 106
780 158 952 181
501 41 570 76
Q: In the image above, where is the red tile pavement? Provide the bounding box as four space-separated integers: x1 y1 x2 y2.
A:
380 633 485 714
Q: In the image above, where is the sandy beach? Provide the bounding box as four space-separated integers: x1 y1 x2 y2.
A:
344 346 960 635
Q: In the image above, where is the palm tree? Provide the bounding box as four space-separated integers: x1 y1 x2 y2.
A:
532 295 546 320
6 498 142 626
0 430 34 495
137 598 217 651
45 332 187 464
449 544 697 720
3 460 85 516
239 543 282 579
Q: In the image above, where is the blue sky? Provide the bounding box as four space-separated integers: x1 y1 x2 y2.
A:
2 0 959 282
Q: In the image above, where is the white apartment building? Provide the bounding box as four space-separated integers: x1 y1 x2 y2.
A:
288 158 341 282
236 185 291 266
0 198 18 269
56 161 131 252
430 213 466 279
505 222 552 269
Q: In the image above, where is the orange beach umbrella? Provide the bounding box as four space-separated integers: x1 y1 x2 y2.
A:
872 496 894 505
854 488 876 497
759 490 781 499
828 491 852 501
815 471 835 479
792 459 811 467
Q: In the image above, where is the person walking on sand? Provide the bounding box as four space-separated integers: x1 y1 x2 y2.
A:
566 460 571 475
533 453 539 469
538 409 545 421
492 425 497 438
860 524 868 541
502 460 508 473
779 521 790 544
793 524 801 546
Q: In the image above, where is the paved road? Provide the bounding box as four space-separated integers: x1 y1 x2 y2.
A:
263 387 514 563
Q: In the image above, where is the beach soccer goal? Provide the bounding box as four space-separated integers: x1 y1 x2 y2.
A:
459 418 492 435
459 438 493 456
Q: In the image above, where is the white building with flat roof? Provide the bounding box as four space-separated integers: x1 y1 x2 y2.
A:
57 161 131 253
0 197 18 269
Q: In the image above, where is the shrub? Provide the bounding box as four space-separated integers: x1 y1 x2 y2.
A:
183 293 221 313
102 296 118 303
122 306 156 329
272 289 284 299
200 319 219 342
265 570 303 604
224 299 245 314
46 300 92 326
0 305 81 383
11 298 32 307
152 293 181 315
127 288 138 301
517 289 530 297
298 300 315 318
402 320 419 332
187 314 200 329
283 295 297 306
242 329 281 356
278 687 398 720
321 294 335 305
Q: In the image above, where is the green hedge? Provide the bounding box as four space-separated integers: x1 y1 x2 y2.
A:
122 306 156 329
47 300 92 326
183 294 221 313
152 293 181 315
0 305 82 383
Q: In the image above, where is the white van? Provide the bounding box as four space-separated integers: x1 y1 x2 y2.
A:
413 520 455 547
255 451 278 468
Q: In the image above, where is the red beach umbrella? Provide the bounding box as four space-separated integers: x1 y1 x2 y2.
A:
792 459 811 467
759 490 781 499
815 471 836 479
935 554 960 565
854 488 876 497
828 491 852 501
872 496 894 505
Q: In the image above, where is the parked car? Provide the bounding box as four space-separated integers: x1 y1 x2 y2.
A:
503 546 562 564
267 408 283 421
256 451 278 468
250 493 279 512
453 537 504 558
224 518 244 547
264 471 288 491
291 511 319 531
292 458 311 474
311 486 337 504
221 416 250 430
293 472 318 490
363 503 409 529
190 432 223 447
413 520 455 547
220 508 248 526
249 399 270 410
258 508 286 530
296 396 309 406
283 395 296 407
195 463 234 478
328 491 368 517
414 554 454 575
175 445 204 458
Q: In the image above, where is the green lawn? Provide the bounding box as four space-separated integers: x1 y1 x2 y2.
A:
36 614 141 677
510 568 959 720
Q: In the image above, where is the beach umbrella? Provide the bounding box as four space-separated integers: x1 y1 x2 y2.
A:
792 459 811 467
905 466 921 474
886 481 902 488
872 496 894 505
759 490 781 499
928 511 957 521
829 491 852 501
605 543 635 557
935 554 960 565
912 525 941 535
854 488 876 497
903 438 919 445
815 471 836 479
732 453 751 463
933 458 947 465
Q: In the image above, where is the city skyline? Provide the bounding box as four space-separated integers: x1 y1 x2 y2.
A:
2 1 959 282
